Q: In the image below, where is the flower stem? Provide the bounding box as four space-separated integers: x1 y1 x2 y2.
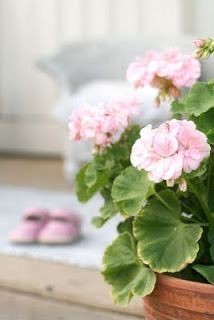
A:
194 38 214 58
154 192 175 213
198 222 209 227
207 152 214 198
181 201 194 214
181 202 205 222
188 181 211 222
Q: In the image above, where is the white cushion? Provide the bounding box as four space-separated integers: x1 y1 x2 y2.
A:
53 80 171 127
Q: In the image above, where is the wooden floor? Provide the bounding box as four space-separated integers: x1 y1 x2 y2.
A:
0 155 71 190
0 288 142 320
0 156 145 319
0 254 144 318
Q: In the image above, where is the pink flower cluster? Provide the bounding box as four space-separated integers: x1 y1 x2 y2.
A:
131 119 210 189
127 48 201 90
68 97 141 148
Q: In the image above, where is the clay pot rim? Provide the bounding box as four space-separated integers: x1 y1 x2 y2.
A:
157 273 214 293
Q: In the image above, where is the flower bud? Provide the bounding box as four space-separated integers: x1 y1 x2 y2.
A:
167 179 175 187
194 39 206 49
170 86 181 99
193 49 202 59
193 38 214 59
179 178 187 192
154 96 161 108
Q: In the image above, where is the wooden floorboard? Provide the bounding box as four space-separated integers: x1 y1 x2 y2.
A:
0 287 143 320
0 157 145 318
0 156 71 190
0 254 144 318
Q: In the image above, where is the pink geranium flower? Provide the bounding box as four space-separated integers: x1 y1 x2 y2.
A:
103 97 141 133
68 97 141 148
127 51 161 88
127 48 201 103
68 104 108 146
177 120 211 173
131 119 210 190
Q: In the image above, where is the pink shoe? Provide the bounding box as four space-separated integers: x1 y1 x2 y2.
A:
9 207 49 244
38 209 81 244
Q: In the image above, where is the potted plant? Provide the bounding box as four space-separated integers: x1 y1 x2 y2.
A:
68 38 214 320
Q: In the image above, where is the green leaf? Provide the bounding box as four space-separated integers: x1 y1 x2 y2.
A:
193 265 214 284
102 232 156 305
91 216 106 228
183 161 207 179
112 166 154 216
92 147 118 173
117 217 134 234
93 151 115 171
75 164 91 202
85 163 97 188
208 225 214 262
208 225 214 244
125 125 141 147
133 190 203 273
185 82 214 117
207 130 214 144
191 107 214 144
171 100 185 114
110 144 129 161
109 125 140 163
210 246 214 262
92 198 118 228
208 154 214 211
75 164 109 203
100 199 118 217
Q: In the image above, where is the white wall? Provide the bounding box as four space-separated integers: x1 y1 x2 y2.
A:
0 0 209 154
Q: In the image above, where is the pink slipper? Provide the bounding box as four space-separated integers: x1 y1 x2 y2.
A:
9 207 49 244
38 209 81 244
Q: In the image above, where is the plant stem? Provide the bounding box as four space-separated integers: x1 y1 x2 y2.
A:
188 181 211 222
207 151 214 197
198 222 209 227
154 192 175 213
192 220 208 226
181 202 205 222
181 202 195 215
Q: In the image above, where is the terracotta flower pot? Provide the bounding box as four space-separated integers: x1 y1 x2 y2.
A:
144 274 214 320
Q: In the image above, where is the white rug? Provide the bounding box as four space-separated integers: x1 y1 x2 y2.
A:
0 186 119 269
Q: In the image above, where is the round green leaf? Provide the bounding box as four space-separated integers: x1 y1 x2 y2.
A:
207 130 214 144
192 107 214 144
171 100 185 115
134 190 203 273
85 163 97 188
92 199 118 228
112 166 154 216
117 217 134 234
208 225 214 262
75 164 109 202
193 265 214 284
210 245 214 262
183 161 207 179
208 225 214 244
102 232 156 305
185 82 214 117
